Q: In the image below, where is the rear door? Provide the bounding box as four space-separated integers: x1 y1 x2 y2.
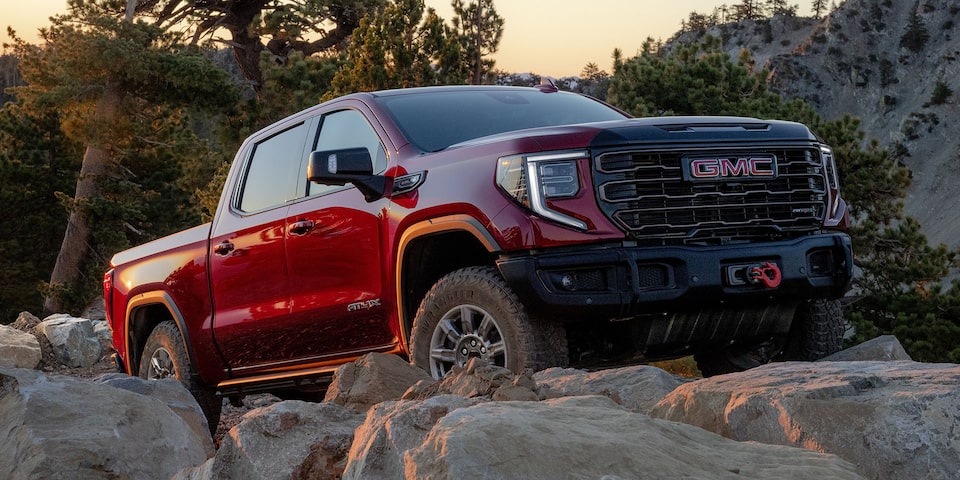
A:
208 119 313 371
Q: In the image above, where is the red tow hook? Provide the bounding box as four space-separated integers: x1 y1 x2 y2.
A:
748 261 782 289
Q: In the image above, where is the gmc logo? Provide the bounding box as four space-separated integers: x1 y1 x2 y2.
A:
684 155 778 181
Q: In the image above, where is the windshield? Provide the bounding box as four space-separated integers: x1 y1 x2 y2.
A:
373 89 628 152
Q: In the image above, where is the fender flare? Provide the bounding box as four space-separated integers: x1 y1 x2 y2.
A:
394 214 501 349
124 291 197 377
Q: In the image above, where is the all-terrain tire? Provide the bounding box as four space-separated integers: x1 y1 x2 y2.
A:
140 320 222 433
694 299 846 377
410 266 568 379
782 299 845 361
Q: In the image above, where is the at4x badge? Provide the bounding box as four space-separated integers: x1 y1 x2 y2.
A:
748 262 782 288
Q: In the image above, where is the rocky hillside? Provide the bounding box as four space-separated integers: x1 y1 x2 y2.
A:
673 0 960 249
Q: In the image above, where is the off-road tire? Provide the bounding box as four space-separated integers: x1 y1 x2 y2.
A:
140 321 222 433
781 299 845 361
694 299 845 377
410 266 568 379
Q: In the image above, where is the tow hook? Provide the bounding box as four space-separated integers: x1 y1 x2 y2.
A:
748 261 782 288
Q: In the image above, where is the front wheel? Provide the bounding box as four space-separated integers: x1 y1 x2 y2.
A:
409 266 567 379
140 321 222 433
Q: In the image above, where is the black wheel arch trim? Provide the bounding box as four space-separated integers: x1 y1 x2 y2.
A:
124 291 199 379
394 214 502 352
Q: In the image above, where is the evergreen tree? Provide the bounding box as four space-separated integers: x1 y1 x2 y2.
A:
0 104 80 320
451 0 504 85
900 4 930 53
135 0 385 99
8 0 238 313
607 36 960 362
812 0 828 18
329 0 465 95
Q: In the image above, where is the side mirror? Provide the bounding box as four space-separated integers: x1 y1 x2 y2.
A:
307 148 387 202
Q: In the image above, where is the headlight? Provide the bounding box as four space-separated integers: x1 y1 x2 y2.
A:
820 146 840 217
497 151 588 230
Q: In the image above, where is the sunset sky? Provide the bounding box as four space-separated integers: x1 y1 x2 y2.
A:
3 1 815 77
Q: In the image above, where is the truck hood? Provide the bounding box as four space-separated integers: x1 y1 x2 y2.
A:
450 116 820 152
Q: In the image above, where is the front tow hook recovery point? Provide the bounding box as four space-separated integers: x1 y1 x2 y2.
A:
748 262 782 288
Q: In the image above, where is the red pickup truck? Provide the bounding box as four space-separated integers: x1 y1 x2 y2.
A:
104 85 852 428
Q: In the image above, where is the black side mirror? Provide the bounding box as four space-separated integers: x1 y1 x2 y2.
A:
307 148 387 202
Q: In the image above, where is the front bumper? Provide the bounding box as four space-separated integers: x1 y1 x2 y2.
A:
497 233 853 319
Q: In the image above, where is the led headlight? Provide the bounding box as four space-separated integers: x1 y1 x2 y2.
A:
820 146 840 217
497 151 588 230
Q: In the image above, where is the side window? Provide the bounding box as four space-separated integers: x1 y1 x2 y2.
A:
309 109 387 196
238 123 309 212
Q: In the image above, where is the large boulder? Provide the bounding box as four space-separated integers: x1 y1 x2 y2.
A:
0 367 211 480
534 364 689 413
0 324 41 369
650 361 960 480
323 353 432 412
346 395 864 479
344 395 483 479
175 400 363 480
36 314 102 368
94 373 215 457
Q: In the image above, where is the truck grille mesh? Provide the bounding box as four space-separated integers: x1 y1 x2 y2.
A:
595 147 827 244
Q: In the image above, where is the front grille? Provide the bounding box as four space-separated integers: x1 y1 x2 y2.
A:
595 147 827 244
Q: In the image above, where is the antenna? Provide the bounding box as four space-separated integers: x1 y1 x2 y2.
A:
536 76 559 93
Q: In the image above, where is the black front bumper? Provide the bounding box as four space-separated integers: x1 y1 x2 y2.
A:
497 232 853 319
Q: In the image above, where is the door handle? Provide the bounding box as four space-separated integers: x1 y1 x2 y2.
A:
213 241 235 256
288 220 315 236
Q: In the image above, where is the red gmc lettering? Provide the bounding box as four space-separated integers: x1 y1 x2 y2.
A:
691 157 775 178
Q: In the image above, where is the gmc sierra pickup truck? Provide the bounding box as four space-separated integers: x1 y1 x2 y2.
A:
104 84 852 428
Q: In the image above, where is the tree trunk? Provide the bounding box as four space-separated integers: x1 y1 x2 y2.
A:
43 86 120 314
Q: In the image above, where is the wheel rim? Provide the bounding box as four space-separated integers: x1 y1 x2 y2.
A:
146 346 176 380
428 304 507 378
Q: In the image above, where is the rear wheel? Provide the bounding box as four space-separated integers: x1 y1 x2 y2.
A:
140 321 222 433
694 299 845 377
410 266 567 379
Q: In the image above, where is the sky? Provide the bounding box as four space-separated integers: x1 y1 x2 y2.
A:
2 1 811 78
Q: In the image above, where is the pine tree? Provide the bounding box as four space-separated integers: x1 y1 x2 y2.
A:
8 0 237 313
451 0 504 85
812 0 828 18
900 4 930 53
136 0 385 99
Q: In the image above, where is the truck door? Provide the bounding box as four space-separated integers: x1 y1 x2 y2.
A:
282 108 396 361
208 120 312 371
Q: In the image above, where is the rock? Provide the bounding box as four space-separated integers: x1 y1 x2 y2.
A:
650 361 960 480
36 314 101 368
10 311 40 332
0 367 211 480
0 324 41 369
347 394 864 479
534 364 689 413
323 353 433 412
91 319 114 355
94 373 215 457
344 395 483 479
175 400 363 480
819 335 912 361
403 358 538 401
403 358 539 401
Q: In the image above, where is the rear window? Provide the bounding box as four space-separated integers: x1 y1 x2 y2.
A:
374 89 627 152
